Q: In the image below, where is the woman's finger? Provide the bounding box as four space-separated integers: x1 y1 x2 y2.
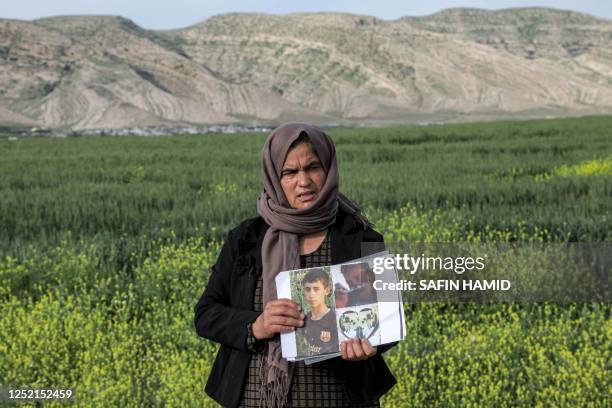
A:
268 324 296 333
266 315 303 328
361 339 377 357
345 340 355 359
266 302 302 316
340 342 348 359
349 339 365 359
267 299 300 311
266 305 304 320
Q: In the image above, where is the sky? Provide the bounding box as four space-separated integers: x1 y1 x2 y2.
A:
2 1 611 30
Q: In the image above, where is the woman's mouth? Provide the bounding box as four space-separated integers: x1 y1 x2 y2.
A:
297 191 316 202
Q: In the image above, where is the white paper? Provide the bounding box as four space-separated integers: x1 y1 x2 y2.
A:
276 252 405 361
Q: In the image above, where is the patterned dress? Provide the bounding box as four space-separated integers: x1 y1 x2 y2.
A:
238 232 380 407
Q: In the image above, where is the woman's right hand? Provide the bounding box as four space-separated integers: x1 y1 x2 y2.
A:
252 299 305 340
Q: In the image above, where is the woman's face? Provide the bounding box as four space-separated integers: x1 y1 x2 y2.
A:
280 143 326 209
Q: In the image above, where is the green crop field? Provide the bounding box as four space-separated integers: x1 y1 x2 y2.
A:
0 116 610 406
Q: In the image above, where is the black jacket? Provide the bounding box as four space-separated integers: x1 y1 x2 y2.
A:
194 209 397 407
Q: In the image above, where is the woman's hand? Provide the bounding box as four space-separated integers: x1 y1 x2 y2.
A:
340 338 377 361
252 299 305 340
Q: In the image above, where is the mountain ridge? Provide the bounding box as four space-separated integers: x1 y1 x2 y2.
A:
2 8 612 130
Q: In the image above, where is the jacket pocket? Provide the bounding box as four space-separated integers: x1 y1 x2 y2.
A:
205 345 251 407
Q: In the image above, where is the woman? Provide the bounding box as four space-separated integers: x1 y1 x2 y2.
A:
195 122 396 407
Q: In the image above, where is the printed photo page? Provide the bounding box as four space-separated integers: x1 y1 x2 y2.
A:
276 252 406 364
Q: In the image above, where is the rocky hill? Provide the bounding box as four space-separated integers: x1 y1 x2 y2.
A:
1 8 612 130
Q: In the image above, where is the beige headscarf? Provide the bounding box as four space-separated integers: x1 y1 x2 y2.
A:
256 122 368 407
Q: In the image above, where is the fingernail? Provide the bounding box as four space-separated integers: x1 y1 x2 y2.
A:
300 313 305 319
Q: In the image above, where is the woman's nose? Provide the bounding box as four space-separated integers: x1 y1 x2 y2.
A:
297 171 311 186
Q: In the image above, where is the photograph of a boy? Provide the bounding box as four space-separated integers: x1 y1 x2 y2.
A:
294 268 339 356
334 261 378 308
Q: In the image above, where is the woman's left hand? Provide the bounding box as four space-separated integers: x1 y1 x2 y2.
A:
340 338 377 361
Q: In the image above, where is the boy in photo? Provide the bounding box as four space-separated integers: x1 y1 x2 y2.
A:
299 268 339 355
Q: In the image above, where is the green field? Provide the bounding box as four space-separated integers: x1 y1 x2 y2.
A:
0 116 610 406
